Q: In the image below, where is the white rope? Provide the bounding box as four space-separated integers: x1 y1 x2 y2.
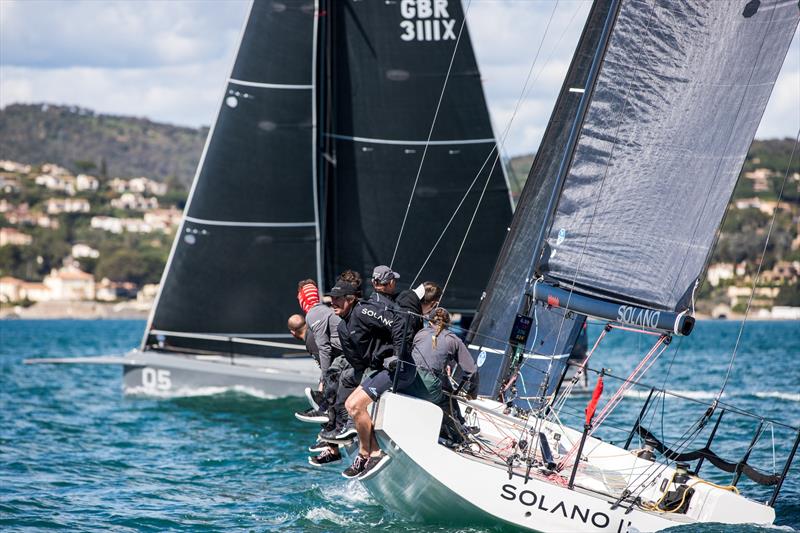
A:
390 0 473 268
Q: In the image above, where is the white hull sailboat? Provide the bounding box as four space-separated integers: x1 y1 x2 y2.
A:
363 392 779 532
356 0 800 528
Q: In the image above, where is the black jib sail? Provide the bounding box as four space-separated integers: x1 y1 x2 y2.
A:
471 0 799 400
143 0 511 356
323 0 512 311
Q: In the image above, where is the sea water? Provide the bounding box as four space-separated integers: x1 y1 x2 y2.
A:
1 319 798 532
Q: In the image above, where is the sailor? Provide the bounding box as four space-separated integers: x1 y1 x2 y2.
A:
316 270 364 445
295 279 342 414
293 279 349 466
370 265 442 335
334 271 416 479
405 307 479 436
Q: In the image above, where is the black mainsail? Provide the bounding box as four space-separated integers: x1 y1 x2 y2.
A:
470 0 800 400
143 0 512 357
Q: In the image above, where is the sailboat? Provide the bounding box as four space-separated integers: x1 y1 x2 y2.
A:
26 0 513 396
360 0 800 529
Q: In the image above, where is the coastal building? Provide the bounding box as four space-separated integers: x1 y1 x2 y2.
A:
0 228 33 246
772 306 800 320
108 177 167 196
0 160 32 174
137 283 159 304
90 216 153 234
96 278 137 302
706 263 735 287
0 174 21 194
733 197 783 215
143 208 182 232
727 285 779 309
36 173 76 195
111 192 158 211
742 168 773 192
43 266 95 301
761 261 800 285
0 277 52 303
128 177 167 196
41 163 69 176
76 174 100 191
71 243 100 259
47 198 90 214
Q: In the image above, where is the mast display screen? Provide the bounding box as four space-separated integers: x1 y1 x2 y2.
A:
510 315 533 347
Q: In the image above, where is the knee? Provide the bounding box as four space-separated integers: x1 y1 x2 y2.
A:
345 393 359 415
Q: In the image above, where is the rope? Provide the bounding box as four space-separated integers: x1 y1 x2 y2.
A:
390 0 473 268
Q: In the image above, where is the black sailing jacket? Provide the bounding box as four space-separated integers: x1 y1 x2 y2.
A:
337 293 412 372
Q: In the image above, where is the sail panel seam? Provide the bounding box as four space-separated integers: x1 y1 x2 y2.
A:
184 216 316 228
228 78 312 89
327 133 495 146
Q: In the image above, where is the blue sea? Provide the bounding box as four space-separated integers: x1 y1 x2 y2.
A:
1 319 798 532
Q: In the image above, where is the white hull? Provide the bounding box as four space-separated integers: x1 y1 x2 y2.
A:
362 392 775 532
27 350 319 398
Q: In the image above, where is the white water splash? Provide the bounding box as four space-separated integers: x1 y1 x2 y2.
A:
755 391 800 402
124 384 278 400
322 479 374 506
305 507 354 526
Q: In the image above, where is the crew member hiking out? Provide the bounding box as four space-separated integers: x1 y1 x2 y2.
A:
337 266 416 479
292 279 347 466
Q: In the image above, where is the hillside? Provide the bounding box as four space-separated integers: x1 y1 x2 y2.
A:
0 104 207 186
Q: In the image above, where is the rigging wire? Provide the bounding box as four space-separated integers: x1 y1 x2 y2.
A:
437 0 563 302
717 129 800 399
389 0 473 269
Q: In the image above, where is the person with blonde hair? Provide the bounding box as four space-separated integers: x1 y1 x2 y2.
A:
406 307 479 407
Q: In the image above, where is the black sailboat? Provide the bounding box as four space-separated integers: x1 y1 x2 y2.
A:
119 0 512 395
361 0 800 529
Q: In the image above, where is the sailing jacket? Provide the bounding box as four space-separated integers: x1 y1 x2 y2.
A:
305 303 342 373
411 326 479 396
337 293 412 372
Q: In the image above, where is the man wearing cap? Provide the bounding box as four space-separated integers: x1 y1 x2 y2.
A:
324 272 413 478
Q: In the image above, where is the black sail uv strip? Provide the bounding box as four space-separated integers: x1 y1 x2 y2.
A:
324 0 511 309
144 1 318 356
542 0 800 312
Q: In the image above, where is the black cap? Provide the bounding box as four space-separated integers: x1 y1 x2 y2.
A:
328 283 358 297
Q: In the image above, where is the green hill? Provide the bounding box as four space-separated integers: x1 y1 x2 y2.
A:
0 104 207 186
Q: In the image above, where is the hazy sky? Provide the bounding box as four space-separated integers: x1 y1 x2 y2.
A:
1 0 798 156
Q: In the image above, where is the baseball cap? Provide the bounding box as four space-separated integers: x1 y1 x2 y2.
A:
328 282 358 297
372 265 400 284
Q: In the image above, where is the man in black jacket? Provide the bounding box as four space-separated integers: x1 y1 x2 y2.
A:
330 271 416 479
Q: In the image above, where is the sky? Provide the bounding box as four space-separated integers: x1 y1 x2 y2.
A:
1 0 798 157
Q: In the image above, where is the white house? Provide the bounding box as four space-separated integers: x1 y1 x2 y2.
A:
44 266 95 300
0 228 33 246
76 174 99 191
47 198 90 214
71 243 100 259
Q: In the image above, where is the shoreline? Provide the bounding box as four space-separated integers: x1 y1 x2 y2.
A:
0 300 150 320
